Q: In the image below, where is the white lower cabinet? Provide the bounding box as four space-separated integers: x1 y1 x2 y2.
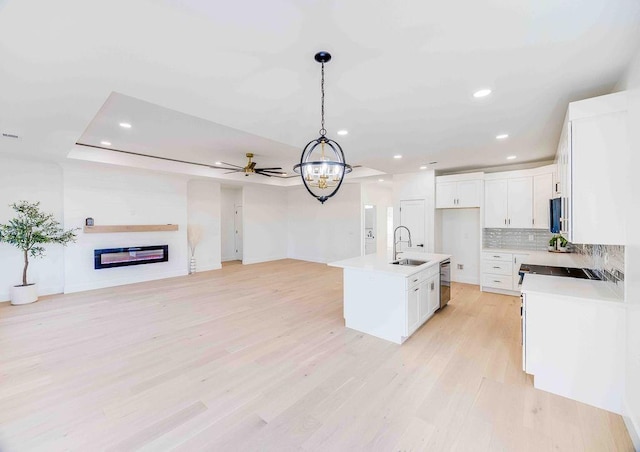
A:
407 268 440 336
523 291 625 414
481 251 529 294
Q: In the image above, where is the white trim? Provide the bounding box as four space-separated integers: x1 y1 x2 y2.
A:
63 269 187 293
241 256 287 265
623 398 640 452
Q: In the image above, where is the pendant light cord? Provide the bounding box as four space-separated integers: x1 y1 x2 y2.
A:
319 62 326 137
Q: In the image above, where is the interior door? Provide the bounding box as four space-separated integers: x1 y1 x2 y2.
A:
399 199 425 253
234 204 243 260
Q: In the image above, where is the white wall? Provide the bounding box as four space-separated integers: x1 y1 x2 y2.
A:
242 185 288 264
63 162 189 293
392 171 436 253
287 183 362 263
439 209 480 284
220 187 242 261
619 47 640 449
187 179 221 272
0 156 65 301
362 182 393 256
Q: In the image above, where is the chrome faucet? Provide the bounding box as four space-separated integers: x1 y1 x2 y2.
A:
393 226 412 261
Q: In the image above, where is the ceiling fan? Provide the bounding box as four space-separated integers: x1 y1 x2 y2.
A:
211 153 286 177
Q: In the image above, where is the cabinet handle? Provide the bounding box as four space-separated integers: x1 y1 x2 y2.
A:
532 218 535 225
508 219 511 225
493 266 500 269
413 278 418 283
431 282 435 290
414 288 419 292
493 255 500 258
493 280 501 283
504 218 507 225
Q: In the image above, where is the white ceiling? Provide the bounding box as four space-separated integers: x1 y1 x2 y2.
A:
1 0 639 181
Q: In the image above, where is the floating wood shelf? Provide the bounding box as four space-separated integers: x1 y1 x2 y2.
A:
83 224 179 233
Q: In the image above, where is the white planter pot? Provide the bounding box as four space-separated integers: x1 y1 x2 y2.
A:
10 284 38 305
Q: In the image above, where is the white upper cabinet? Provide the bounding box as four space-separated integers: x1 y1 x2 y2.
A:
507 177 534 228
484 180 509 227
556 92 628 244
436 173 483 208
484 177 533 228
533 173 553 230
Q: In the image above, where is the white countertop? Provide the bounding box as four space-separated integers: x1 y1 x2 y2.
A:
483 248 588 268
328 252 451 277
521 273 623 305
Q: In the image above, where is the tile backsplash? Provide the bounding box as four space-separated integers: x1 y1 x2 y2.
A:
483 228 554 251
483 228 625 299
574 244 625 299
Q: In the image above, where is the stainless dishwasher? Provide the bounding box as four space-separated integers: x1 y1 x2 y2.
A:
439 259 451 309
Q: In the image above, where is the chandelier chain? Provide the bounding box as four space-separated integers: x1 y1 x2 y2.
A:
319 62 326 136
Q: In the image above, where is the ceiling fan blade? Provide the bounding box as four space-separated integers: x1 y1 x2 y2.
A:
257 170 285 175
220 161 244 169
255 167 283 171
210 165 240 171
224 170 242 174
256 172 272 177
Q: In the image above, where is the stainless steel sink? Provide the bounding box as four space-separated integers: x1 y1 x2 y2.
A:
391 258 428 266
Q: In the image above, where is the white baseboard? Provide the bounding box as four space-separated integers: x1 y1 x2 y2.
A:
64 269 188 294
194 264 222 272
241 255 287 265
623 398 640 452
453 276 480 285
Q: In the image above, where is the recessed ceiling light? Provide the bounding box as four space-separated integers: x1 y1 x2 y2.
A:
473 89 492 98
337 130 348 136
393 155 402 159
507 155 517 160
214 161 222 165
378 178 384 182
119 122 132 129
100 141 111 146
420 166 427 170
496 134 509 140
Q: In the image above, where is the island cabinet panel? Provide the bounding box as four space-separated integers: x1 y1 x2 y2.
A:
341 262 443 344
343 268 408 344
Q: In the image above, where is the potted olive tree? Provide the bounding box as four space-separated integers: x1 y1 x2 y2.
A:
0 201 77 305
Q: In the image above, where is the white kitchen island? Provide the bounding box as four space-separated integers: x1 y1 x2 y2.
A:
329 252 451 344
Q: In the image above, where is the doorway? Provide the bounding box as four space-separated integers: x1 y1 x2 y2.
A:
399 199 426 253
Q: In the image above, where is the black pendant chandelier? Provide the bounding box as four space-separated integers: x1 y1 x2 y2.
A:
294 51 352 204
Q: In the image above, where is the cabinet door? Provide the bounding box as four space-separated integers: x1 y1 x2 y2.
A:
435 182 457 208
512 253 529 290
428 276 440 315
533 173 553 230
418 280 430 323
571 112 627 244
507 177 533 228
407 286 420 335
484 180 508 228
456 180 481 208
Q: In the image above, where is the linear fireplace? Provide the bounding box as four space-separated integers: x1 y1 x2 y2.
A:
94 245 169 269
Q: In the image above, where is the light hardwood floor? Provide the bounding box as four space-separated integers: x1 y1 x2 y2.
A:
0 259 633 451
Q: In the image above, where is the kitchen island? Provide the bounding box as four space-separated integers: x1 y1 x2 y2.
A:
329 252 451 344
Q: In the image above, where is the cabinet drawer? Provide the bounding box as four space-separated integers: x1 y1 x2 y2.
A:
407 270 428 289
482 274 513 290
482 260 512 275
482 252 513 262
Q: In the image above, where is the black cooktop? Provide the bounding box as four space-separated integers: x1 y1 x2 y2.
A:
519 264 602 280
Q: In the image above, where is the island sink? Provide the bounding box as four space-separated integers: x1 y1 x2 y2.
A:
391 259 428 266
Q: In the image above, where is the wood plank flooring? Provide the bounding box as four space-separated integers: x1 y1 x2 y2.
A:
0 259 633 451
